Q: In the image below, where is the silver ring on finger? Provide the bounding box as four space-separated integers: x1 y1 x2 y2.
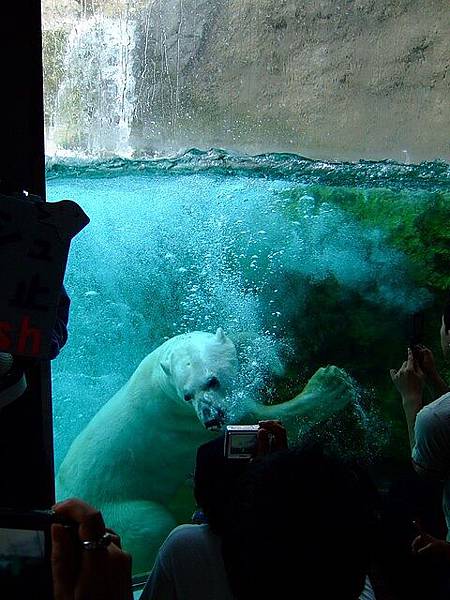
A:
81 532 113 551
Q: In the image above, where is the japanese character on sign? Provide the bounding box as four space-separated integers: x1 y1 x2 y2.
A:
0 194 89 358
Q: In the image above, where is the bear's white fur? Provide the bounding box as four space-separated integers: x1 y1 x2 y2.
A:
57 328 355 574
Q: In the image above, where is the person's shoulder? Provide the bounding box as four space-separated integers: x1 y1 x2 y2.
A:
413 393 450 474
433 391 450 411
417 392 450 419
163 524 210 546
158 524 215 566
417 392 450 430
167 523 208 536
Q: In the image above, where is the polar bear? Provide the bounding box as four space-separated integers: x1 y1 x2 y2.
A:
57 328 356 574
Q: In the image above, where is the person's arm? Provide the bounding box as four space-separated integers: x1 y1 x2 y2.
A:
413 345 449 399
390 348 425 451
403 397 423 452
52 498 132 600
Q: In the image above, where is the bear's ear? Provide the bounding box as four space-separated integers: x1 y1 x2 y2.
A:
215 327 226 343
160 360 171 377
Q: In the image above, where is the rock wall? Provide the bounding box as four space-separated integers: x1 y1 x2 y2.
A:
43 0 450 162
131 0 450 162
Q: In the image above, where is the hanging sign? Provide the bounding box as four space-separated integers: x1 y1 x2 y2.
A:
0 194 89 358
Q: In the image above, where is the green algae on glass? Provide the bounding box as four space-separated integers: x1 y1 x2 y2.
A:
280 185 450 289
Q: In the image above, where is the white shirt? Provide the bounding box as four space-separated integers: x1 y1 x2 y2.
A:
139 524 376 599
412 392 450 540
139 524 233 600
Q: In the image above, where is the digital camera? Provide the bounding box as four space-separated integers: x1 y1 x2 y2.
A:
224 425 260 460
0 508 70 597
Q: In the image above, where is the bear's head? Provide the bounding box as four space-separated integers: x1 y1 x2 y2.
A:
161 328 238 430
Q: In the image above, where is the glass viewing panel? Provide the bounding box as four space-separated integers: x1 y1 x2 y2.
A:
43 0 450 578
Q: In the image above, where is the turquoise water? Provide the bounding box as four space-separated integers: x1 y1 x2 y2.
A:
47 150 450 468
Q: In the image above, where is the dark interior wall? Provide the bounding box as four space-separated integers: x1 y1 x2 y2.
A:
0 1 45 198
0 0 54 508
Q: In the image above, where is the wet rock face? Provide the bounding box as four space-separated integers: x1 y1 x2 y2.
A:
130 0 217 151
43 0 450 161
130 0 450 162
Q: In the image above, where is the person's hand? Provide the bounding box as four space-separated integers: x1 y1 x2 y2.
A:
412 345 437 379
412 524 450 562
255 420 287 457
51 498 132 600
441 315 450 358
413 343 449 399
390 348 425 408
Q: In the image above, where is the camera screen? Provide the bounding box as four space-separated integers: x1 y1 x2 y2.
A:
0 527 45 579
230 434 258 455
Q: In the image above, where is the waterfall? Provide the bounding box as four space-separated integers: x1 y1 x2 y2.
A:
48 15 136 157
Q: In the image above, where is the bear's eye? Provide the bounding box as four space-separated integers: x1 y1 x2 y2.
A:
205 376 220 391
184 393 193 402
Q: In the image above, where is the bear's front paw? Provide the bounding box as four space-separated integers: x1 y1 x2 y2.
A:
301 365 356 414
309 365 353 391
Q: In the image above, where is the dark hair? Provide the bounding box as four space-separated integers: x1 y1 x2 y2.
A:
193 435 249 535
221 445 376 600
